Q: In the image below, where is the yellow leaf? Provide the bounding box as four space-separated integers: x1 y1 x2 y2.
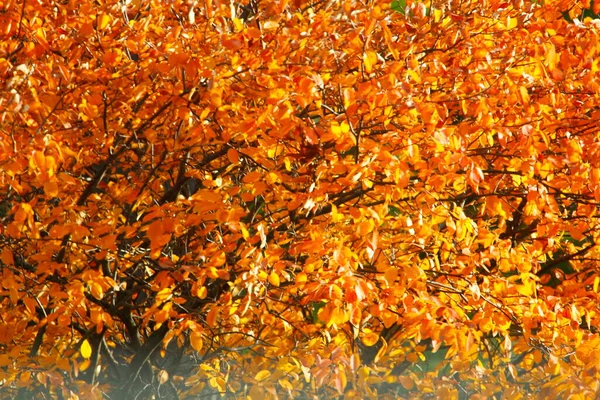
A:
268 271 280 287
479 317 494 333
363 51 377 74
519 86 529 105
328 307 347 327
241 225 250 240
331 122 342 136
90 282 104 300
362 331 379 347
331 204 344 223
197 286 207 299
80 340 92 359
516 279 536 297
156 288 172 303
31 151 45 171
232 17 244 32
255 369 271 381
506 15 518 30
279 379 293 390
98 13 111 30
296 272 307 285
340 121 350 133
257 269 268 281
206 266 219 279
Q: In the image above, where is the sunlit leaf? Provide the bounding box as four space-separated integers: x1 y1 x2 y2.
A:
254 370 271 382
362 332 379 347
80 340 92 359
190 331 203 352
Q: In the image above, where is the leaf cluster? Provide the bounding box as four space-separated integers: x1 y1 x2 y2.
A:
2 0 600 398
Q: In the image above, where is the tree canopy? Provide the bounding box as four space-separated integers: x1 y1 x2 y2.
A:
3 0 600 398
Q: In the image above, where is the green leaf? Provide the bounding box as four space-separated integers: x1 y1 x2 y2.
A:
310 301 326 324
391 0 407 14
388 205 401 217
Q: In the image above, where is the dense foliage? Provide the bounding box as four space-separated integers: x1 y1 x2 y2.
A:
3 0 600 398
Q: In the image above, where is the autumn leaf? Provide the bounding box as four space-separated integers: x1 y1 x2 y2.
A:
362 332 380 347
190 331 203 353
80 340 92 359
254 370 271 382
4 0 600 398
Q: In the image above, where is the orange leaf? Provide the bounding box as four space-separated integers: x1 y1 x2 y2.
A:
399 375 414 390
1 248 14 266
190 331 203 352
227 148 239 164
23 297 37 315
384 268 398 286
89 282 104 300
243 171 262 183
0 354 10 367
43 180 58 197
206 307 218 327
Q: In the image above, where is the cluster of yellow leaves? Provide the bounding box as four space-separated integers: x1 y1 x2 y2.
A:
3 0 600 398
